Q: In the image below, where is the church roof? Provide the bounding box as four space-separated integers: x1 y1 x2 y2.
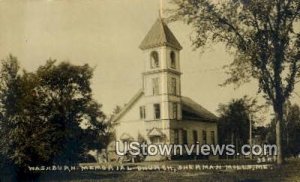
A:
139 18 182 50
181 96 218 122
111 89 144 122
112 90 218 123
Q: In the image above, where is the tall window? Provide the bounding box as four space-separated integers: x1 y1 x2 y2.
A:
139 106 146 119
150 51 159 68
170 77 177 95
170 51 176 69
202 130 207 144
154 104 161 119
193 130 198 144
174 129 179 144
211 131 215 145
171 102 178 119
152 78 160 95
182 130 188 144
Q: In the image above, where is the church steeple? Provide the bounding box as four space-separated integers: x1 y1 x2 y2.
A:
139 17 183 121
139 18 182 51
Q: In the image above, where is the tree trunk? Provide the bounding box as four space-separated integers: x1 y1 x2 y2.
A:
276 119 283 164
275 106 284 165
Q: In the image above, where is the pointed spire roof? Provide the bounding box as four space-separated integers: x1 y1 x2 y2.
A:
139 18 182 50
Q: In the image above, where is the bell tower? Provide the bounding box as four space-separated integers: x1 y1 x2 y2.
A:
139 18 183 122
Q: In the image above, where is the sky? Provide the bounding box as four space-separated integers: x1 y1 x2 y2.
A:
0 0 299 124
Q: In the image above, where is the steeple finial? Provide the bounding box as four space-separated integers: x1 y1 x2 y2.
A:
159 0 163 18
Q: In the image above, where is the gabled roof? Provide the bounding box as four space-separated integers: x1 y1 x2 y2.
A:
139 18 182 50
148 128 165 137
181 96 218 122
112 90 218 123
111 89 144 122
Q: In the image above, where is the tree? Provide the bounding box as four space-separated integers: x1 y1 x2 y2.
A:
171 0 300 164
112 105 122 117
0 56 108 179
218 99 249 147
217 96 263 157
34 60 107 164
253 126 269 144
0 55 24 179
106 105 122 142
283 103 300 156
266 102 300 156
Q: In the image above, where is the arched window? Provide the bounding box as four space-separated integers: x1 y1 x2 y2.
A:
170 51 176 69
150 51 159 68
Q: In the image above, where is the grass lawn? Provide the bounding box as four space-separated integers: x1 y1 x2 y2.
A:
8 158 300 182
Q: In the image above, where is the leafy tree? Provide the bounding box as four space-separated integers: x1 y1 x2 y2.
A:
171 0 300 164
0 55 24 179
266 102 300 156
112 105 122 117
287 104 300 156
106 105 122 142
283 102 300 156
34 60 106 164
0 56 107 179
218 99 249 147
265 121 276 145
217 96 263 157
253 126 269 143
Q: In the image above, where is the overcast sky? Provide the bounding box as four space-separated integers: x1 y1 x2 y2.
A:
0 0 299 124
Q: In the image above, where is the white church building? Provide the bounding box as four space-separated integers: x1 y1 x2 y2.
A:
113 18 218 151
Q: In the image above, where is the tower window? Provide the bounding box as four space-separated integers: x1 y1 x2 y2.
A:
140 106 146 119
170 51 176 69
152 77 160 95
170 77 177 95
150 51 159 68
153 104 161 119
